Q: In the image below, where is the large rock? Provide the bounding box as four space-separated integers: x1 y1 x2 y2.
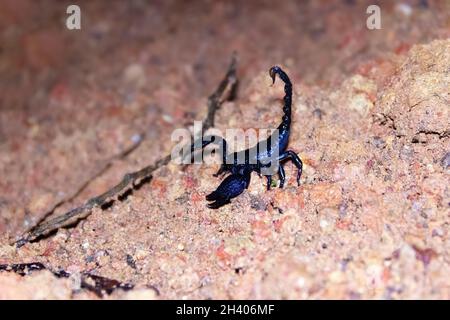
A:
376 40 449 142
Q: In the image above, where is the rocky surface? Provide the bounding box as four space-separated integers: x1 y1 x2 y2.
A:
0 1 449 299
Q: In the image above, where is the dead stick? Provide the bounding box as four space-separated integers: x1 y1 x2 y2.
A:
15 54 238 247
18 133 145 238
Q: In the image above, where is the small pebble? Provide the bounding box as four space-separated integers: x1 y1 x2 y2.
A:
440 152 450 169
320 219 329 230
131 134 142 143
296 277 306 288
162 114 173 123
396 3 413 16
432 228 444 237
312 108 324 120
372 136 386 148
81 241 89 250
123 63 147 88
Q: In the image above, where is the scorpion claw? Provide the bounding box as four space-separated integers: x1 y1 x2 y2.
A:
205 191 218 201
206 171 251 209
207 199 231 209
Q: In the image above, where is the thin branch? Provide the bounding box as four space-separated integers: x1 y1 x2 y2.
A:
203 52 238 131
19 133 145 239
15 54 238 247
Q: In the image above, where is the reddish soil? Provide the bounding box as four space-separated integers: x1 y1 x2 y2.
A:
0 0 449 299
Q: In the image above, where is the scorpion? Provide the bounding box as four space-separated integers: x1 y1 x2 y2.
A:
190 66 303 209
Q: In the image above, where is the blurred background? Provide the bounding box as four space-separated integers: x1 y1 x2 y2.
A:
1 0 448 114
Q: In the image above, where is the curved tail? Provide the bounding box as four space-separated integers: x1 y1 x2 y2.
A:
269 66 292 133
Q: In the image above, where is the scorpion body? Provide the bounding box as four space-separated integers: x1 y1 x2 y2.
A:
192 66 303 209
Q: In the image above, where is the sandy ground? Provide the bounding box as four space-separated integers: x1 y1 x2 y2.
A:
0 0 449 299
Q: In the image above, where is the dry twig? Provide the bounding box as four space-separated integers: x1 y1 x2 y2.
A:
17 134 145 240
15 54 238 247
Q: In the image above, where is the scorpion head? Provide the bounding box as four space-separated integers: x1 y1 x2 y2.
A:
206 170 251 209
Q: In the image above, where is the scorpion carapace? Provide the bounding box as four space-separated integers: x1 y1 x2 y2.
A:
191 66 303 209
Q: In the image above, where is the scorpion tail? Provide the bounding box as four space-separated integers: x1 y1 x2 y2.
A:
206 171 251 209
269 66 292 132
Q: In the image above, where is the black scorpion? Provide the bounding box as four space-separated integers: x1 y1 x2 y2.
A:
189 66 303 208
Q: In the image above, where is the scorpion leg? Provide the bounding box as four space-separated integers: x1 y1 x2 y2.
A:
278 150 303 186
265 175 272 190
278 165 286 188
213 164 227 177
255 167 262 178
